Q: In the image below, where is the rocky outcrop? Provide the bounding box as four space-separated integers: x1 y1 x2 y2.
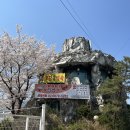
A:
36 37 116 122
54 37 115 89
54 37 115 67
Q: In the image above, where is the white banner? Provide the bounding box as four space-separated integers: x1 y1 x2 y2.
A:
35 84 90 99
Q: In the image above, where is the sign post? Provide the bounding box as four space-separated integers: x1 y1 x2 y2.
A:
40 104 46 130
25 116 29 130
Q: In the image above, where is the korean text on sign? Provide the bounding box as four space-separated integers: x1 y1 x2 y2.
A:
43 73 65 83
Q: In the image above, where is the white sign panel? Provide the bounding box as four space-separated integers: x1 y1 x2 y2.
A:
35 84 90 99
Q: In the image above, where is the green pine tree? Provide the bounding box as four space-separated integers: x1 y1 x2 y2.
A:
98 57 130 130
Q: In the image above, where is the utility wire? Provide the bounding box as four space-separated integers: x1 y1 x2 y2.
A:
115 38 130 57
66 0 91 35
59 0 101 49
66 0 101 49
66 0 130 57
59 0 89 37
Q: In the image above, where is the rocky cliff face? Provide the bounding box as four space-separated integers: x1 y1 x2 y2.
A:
51 37 116 122
62 37 91 52
35 37 116 122
54 37 115 88
55 37 115 67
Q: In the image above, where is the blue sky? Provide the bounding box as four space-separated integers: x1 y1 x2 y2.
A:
0 0 130 61
0 0 130 102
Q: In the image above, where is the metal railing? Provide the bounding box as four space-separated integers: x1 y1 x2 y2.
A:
0 104 46 130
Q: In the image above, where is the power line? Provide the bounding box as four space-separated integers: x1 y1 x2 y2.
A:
66 0 101 50
66 0 130 56
59 0 101 49
115 38 130 57
59 0 89 37
66 0 93 40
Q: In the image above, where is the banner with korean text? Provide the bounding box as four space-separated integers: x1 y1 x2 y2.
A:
35 84 90 99
43 73 65 83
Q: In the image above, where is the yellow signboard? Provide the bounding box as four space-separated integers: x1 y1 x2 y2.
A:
43 73 65 83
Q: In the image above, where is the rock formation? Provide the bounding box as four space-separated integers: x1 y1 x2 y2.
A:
36 37 116 122
52 37 116 121
54 37 115 89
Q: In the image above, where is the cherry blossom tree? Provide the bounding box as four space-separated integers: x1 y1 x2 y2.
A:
0 26 55 114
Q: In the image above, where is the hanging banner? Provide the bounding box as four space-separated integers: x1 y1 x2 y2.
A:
35 84 90 99
43 73 65 83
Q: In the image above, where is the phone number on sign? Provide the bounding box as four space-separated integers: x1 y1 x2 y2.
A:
37 94 68 98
